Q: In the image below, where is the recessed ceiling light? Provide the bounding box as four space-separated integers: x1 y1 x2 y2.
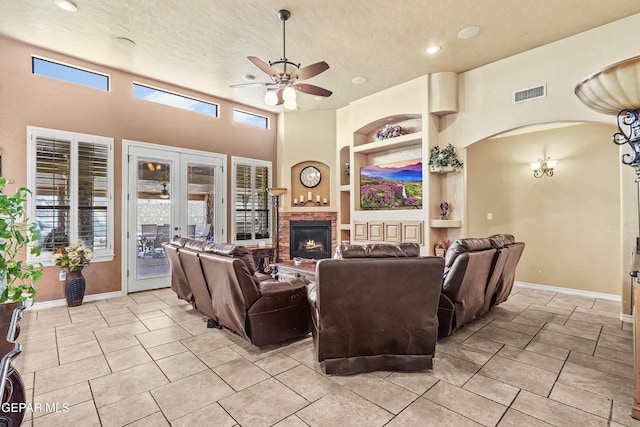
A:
425 45 441 54
458 26 480 40
242 74 256 81
314 96 323 101
114 37 136 47
53 0 78 12
352 76 368 84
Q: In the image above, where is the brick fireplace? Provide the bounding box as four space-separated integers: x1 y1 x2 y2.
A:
278 211 337 261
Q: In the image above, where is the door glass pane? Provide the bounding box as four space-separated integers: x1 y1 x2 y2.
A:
187 163 215 241
136 159 171 278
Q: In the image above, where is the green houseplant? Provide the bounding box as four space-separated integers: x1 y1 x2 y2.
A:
0 178 43 302
429 144 463 172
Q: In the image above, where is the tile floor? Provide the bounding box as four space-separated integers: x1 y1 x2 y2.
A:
12 285 640 426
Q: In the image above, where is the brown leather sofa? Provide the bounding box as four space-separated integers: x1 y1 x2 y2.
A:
489 234 526 307
438 234 525 337
308 243 444 375
163 237 311 346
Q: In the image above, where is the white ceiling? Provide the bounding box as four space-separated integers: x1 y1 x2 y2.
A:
2 1 639 113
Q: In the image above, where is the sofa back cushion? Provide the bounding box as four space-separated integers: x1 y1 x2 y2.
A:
444 238 493 270
198 252 261 339
335 242 420 259
488 234 515 248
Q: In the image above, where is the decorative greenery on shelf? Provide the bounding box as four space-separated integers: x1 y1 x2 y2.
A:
429 144 463 171
0 178 43 302
375 124 406 140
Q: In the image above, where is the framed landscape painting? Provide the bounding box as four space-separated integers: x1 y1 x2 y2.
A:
360 159 423 209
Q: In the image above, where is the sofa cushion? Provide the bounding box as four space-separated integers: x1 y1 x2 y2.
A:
183 239 209 251
335 242 419 259
171 235 191 247
203 242 238 256
488 234 516 248
201 243 256 275
444 238 493 269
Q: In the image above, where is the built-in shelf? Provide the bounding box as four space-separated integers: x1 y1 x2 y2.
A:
339 223 351 231
352 132 422 155
430 219 461 228
429 166 460 174
339 184 350 192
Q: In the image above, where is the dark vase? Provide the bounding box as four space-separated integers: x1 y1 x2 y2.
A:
65 269 85 307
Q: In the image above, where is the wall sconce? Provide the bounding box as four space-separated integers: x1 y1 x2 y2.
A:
530 157 557 178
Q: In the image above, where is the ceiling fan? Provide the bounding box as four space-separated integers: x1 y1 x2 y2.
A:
230 9 332 110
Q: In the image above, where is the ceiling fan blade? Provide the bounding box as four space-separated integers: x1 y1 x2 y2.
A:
294 83 333 97
248 56 281 80
291 61 329 81
230 82 274 88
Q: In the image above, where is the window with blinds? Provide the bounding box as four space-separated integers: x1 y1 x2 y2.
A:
28 127 114 264
232 157 272 243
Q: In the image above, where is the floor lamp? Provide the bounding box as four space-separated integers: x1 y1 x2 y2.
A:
575 54 640 420
269 187 287 262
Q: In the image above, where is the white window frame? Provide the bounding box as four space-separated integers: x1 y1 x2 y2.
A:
231 156 272 245
233 108 270 129
27 126 115 266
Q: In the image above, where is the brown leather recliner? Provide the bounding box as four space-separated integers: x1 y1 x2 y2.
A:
308 243 444 375
163 237 311 346
438 234 525 337
488 234 526 307
438 238 499 337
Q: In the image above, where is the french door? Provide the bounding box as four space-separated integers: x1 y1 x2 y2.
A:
124 141 225 293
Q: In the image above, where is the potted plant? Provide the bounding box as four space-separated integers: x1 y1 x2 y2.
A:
52 243 94 307
434 239 451 257
0 178 43 303
429 144 463 172
375 124 406 140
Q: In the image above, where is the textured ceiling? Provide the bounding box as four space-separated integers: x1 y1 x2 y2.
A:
1 1 639 113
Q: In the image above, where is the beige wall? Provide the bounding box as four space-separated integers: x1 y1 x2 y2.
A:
434 13 640 305
0 36 277 302
467 123 619 294
277 110 337 210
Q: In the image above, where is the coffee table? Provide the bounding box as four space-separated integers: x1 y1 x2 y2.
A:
270 260 317 283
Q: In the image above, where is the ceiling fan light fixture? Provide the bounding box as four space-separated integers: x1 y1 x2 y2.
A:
284 99 297 110
282 86 296 101
264 90 279 106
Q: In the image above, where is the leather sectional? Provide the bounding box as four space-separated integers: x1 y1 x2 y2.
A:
438 234 525 337
308 243 444 375
162 237 311 346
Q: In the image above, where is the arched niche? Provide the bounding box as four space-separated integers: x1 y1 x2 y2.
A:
290 161 331 207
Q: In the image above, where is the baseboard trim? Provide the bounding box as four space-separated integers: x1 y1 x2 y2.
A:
514 281 631 323
514 281 621 301
29 290 126 310
620 313 633 323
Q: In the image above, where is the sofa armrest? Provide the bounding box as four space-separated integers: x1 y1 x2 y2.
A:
253 272 273 282
259 277 309 297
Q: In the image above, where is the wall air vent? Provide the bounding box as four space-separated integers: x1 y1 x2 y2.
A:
513 84 546 104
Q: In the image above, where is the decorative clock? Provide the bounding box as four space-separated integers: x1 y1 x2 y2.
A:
300 166 321 188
